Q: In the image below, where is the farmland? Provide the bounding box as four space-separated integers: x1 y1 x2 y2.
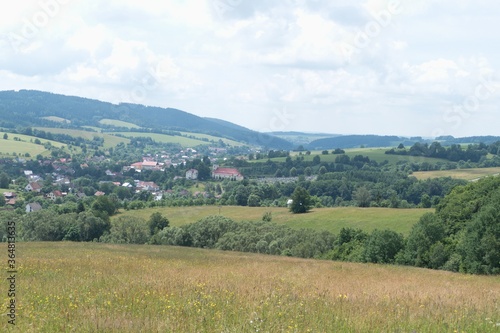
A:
113 206 433 236
412 167 500 180
5 242 498 332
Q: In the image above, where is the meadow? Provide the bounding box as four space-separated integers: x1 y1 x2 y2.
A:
256 148 448 165
98 119 141 129
112 132 210 148
0 133 70 158
412 167 500 180
3 242 499 332
34 127 130 149
113 206 433 236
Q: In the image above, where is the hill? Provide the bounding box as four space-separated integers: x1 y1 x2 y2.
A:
308 134 408 149
0 90 293 149
9 242 499 332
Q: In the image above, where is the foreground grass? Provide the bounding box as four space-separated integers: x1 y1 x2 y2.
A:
3 242 499 332
114 206 433 236
412 167 500 180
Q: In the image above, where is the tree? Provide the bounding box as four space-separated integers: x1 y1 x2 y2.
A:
290 186 312 214
3 133 7 140
304 167 312 176
148 212 170 236
354 186 371 207
318 166 327 175
312 155 321 165
289 167 298 177
0 172 10 188
247 194 261 207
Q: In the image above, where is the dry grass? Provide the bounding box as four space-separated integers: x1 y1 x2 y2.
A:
3 242 499 332
412 167 500 180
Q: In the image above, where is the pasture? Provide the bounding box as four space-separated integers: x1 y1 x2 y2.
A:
0 133 70 158
34 127 130 149
41 116 71 123
412 167 500 181
257 148 447 165
4 242 499 332
113 206 433 236
112 132 212 148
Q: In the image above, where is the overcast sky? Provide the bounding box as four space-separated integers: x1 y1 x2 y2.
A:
1 0 499 137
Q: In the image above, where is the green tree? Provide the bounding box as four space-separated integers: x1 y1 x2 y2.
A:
354 186 371 207
0 172 11 188
247 193 261 207
290 186 312 214
3 133 7 140
148 212 170 236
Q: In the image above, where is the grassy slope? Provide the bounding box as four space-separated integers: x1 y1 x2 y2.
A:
6 242 499 332
112 132 210 148
34 127 130 149
179 131 244 146
412 167 500 180
41 116 71 123
99 119 141 129
113 206 433 235
0 133 72 158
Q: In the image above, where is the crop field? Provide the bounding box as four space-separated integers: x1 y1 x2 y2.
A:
412 167 500 181
34 127 130 149
113 206 433 236
3 242 498 332
98 119 141 129
0 133 70 158
112 132 211 148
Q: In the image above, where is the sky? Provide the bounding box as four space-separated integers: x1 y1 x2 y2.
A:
1 0 499 138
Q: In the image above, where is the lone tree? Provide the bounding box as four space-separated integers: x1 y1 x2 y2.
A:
148 212 170 236
289 186 312 214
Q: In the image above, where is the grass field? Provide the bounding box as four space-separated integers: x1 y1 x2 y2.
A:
113 206 433 236
256 148 448 165
34 127 130 149
412 167 500 180
4 242 498 332
180 131 244 146
41 116 71 123
0 133 71 158
113 132 211 148
99 119 141 129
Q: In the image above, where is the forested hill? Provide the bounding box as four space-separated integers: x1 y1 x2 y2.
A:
0 90 293 149
308 135 406 149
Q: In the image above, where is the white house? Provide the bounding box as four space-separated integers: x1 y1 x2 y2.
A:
186 169 198 180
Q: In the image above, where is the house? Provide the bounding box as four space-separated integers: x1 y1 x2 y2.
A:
186 169 198 180
25 182 42 192
212 165 244 181
26 202 42 213
94 191 105 196
46 190 64 201
3 192 16 200
141 161 159 170
136 181 160 192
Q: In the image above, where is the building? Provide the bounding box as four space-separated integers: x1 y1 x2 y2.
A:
136 181 160 192
212 165 244 181
186 169 198 180
26 202 42 213
25 182 42 192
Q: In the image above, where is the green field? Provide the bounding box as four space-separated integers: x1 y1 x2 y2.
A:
99 119 141 129
5 242 498 332
412 167 500 180
255 148 447 165
41 116 71 123
113 132 211 148
180 131 244 146
114 206 433 236
34 127 130 149
0 132 71 158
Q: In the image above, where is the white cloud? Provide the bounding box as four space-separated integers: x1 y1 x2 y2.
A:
0 0 499 136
